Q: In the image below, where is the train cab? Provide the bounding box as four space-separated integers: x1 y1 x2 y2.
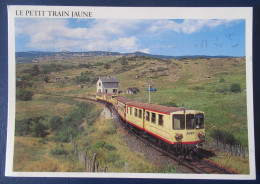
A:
171 110 205 148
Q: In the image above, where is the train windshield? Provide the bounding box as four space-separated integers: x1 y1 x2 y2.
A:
186 114 195 129
195 113 204 129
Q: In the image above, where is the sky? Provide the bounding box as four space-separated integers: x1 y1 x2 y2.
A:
15 18 245 57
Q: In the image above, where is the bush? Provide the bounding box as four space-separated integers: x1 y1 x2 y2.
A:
33 122 48 137
44 75 50 83
210 129 240 146
51 147 68 155
16 90 33 101
219 78 225 83
104 63 111 69
15 119 31 136
30 64 40 76
230 83 241 93
49 116 63 131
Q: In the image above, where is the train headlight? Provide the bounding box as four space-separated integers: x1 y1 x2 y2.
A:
198 132 205 140
175 133 183 142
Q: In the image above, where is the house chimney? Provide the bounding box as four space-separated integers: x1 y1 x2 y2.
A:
107 76 110 79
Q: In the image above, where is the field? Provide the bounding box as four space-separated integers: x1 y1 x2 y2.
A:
14 54 249 173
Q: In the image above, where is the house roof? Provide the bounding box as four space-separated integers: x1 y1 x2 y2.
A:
99 76 118 83
103 83 118 88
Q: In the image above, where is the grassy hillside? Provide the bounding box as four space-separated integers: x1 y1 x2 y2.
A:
15 55 248 172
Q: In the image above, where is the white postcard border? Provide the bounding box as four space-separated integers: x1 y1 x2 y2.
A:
6 5 255 180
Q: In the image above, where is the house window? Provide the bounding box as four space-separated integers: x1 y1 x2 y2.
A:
151 113 156 123
105 89 108 93
134 108 137 117
173 115 185 130
113 89 117 93
158 114 164 126
99 82 101 86
146 111 150 121
138 109 142 118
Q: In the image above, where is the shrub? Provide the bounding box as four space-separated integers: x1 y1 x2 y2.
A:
51 147 68 155
49 116 63 131
16 90 33 101
33 122 48 137
210 129 240 146
15 119 31 136
230 83 241 93
29 64 40 76
104 63 111 69
219 78 225 83
43 75 50 83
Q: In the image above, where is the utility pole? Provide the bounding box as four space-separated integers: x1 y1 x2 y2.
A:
148 83 151 104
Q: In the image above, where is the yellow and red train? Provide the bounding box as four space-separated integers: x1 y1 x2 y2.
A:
96 92 205 155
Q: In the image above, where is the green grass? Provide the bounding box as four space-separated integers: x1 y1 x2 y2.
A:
15 55 248 173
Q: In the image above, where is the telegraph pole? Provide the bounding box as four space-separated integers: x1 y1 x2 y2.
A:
148 83 151 103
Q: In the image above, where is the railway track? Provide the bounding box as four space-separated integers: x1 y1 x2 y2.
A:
108 105 232 174
42 94 233 174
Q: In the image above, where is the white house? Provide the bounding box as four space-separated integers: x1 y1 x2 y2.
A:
96 76 119 94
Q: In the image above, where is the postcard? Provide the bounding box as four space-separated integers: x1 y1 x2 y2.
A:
6 5 255 180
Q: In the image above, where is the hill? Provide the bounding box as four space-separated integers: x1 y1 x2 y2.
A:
14 54 249 173
15 51 239 63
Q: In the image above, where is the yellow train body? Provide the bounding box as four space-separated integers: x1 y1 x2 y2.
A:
96 93 205 148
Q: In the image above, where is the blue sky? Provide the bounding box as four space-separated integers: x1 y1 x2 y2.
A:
15 18 245 56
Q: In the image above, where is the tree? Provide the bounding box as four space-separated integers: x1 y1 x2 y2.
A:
49 116 63 131
16 90 33 101
33 122 48 137
104 63 111 69
44 75 50 83
30 64 41 76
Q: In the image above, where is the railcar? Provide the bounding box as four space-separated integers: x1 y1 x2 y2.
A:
96 93 205 156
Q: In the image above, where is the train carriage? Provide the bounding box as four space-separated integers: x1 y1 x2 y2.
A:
96 93 205 155
114 96 133 120
125 101 205 151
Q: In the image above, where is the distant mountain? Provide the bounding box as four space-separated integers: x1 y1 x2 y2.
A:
15 51 240 63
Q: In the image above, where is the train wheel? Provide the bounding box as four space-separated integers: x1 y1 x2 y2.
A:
176 143 183 154
187 150 194 161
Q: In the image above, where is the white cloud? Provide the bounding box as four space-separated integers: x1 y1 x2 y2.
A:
148 19 240 34
16 18 241 52
138 48 150 54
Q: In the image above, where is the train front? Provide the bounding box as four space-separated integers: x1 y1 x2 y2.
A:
171 110 205 154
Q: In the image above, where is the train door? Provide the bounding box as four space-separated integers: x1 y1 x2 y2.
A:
126 106 133 124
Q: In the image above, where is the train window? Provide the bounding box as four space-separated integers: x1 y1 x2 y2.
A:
151 113 156 123
186 114 195 129
138 109 142 118
146 111 150 121
158 114 164 126
129 107 132 115
134 108 137 117
195 113 204 129
172 115 185 130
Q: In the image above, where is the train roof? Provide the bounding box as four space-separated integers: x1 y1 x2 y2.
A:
115 96 133 104
96 92 115 96
126 101 183 114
